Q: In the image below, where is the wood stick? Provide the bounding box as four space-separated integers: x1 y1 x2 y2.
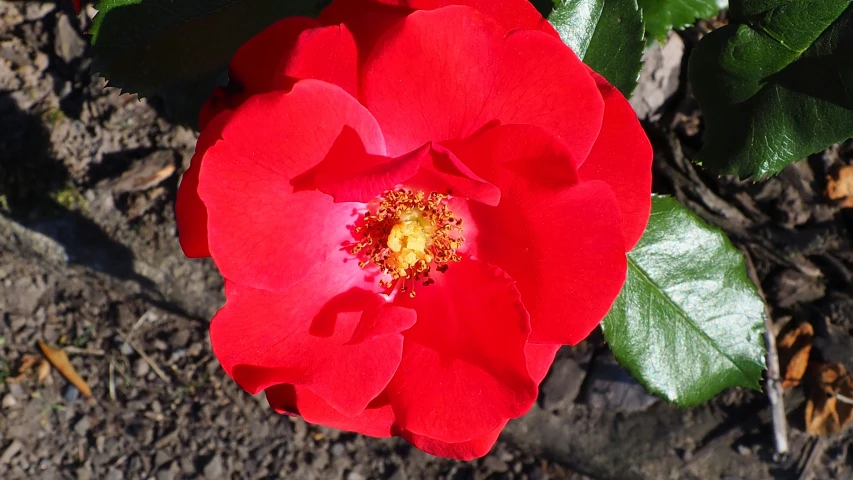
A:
742 247 790 457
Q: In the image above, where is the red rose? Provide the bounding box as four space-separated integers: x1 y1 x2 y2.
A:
176 0 652 460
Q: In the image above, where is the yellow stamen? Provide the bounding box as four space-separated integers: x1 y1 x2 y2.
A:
350 189 464 294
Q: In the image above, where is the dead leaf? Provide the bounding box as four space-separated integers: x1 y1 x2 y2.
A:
112 151 176 193
826 165 853 208
777 322 814 388
835 375 853 430
36 359 51 383
38 341 92 397
805 363 853 435
5 354 40 383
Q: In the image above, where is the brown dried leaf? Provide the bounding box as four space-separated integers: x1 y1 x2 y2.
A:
805 363 853 435
36 359 51 383
38 341 92 397
826 165 853 208
5 354 40 383
836 375 853 430
113 151 176 193
777 322 814 388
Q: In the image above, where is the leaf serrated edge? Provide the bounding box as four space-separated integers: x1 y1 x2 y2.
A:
604 195 766 407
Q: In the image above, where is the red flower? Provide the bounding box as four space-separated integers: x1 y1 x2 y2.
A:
176 0 651 460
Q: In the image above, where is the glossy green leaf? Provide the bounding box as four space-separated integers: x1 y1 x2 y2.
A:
638 0 727 42
690 2 853 178
602 195 766 407
91 0 320 97
550 0 644 96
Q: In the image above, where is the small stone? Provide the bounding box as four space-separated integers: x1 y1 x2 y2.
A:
0 440 22 464
156 463 178 480
737 444 752 456
74 416 91 436
76 465 92 480
187 343 203 357
330 443 346 458
106 468 123 480
120 343 134 356
25 3 55 21
202 454 224 479
133 358 150 378
153 450 170 468
2 394 17 408
63 385 80 403
169 349 186 363
346 472 366 480
629 33 685 121
54 14 87 64
180 455 195 474
482 456 508 473
8 382 24 398
580 350 659 412
168 330 191 349
539 352 588 410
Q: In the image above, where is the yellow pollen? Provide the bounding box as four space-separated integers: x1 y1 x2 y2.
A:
350 189 464 295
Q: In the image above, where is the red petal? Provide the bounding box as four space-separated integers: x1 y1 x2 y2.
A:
578 72 653 250
176 110 232 258
401 420 507 460
349 295 417 345
446 124 627 345
387 259 536 443
267 385 398 437
200 18 358 129
197 80 385 292
212 267 413 416
361 7 603 158
313 135 500 205
525 343 561 385
72 0 82 14
320 0 558 39
231 18 358 98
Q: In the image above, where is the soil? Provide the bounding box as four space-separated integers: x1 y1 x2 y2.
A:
2 3 853 480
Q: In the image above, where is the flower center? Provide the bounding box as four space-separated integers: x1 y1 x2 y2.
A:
351 189 463 296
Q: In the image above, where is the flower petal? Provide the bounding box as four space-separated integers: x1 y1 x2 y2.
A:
319 0 559 40
361 6 603 158
525 343 561 384
176 110 232 258
349 295 417 345
401 420 507 460
313 135 500 205
266 384 398 437
197 80 385 292
446 124 627 345
212 264 413 416
578 71 653 250
200 18 358 129
387 259 536 443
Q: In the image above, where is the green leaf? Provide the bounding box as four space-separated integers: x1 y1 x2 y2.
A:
550 0 645 96
602 195 766 407
638 0 727 43
91 0 320 97
689 2 853 178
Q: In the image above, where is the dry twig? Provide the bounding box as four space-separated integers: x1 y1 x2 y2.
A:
797 437 827 480
742 248 789 457
129 342 169 383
